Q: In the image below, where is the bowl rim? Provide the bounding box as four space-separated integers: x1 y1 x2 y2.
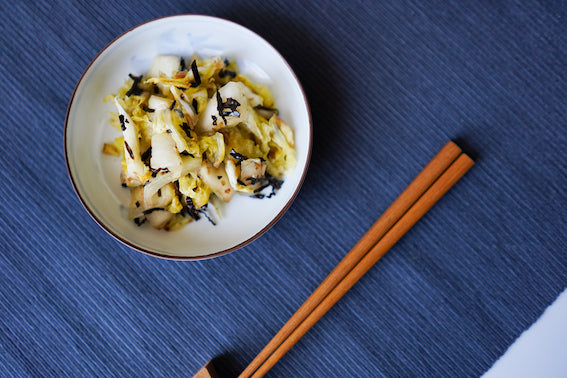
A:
64 14 312 260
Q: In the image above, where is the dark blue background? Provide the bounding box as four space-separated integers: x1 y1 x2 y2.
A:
1 1 565 377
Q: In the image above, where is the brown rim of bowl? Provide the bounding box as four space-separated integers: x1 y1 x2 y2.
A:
64 14 313 261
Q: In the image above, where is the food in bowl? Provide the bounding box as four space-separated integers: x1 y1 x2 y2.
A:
102 54 297 231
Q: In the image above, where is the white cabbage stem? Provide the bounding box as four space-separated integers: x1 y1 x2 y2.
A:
114 98 149 186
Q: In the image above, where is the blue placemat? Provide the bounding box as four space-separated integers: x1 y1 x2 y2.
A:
1 1 566 377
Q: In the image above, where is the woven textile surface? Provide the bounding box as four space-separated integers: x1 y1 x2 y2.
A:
0 1 565 377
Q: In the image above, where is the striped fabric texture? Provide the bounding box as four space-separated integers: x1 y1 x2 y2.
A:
1 1 565 377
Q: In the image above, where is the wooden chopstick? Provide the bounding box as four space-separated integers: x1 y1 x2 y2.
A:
239 141 472 378
250 152 474 377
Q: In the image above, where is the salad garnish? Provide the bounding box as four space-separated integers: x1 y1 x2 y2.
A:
102 55 296 231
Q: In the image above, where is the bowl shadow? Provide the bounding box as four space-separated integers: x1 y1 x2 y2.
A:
218 8 345 194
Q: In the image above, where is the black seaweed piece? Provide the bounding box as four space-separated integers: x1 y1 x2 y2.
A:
126 74 144 97
173 180 183 197
192 98 199 114
252 174 284 199
246 177 260 185
142 207 163 215
200 210 216 226
169 100 176 110
124 141 134 159
190 60 201 87
180 57 186 71
216 91 241 124
141 147 152 164
180 122 191 135
215 91 224 123
223 98 241 117
182 198 201 221
134 217 147 226
180 198 216 225
182 198 201 220
118 114 127 131
150 167 170 177
219 69 237 79
229 149 247 161
141 105 155 113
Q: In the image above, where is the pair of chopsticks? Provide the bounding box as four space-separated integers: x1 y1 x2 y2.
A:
238 141 474 378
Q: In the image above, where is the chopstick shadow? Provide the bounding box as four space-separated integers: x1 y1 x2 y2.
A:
452 137 480 161
209 353 242 378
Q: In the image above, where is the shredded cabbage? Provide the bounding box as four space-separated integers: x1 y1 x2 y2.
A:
102 55 296 230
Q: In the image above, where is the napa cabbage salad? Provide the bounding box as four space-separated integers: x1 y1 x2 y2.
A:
102 55 296 230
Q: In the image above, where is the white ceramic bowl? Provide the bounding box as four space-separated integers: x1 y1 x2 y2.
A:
65 15 312 260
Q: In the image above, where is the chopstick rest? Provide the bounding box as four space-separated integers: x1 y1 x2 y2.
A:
239 141 474 378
